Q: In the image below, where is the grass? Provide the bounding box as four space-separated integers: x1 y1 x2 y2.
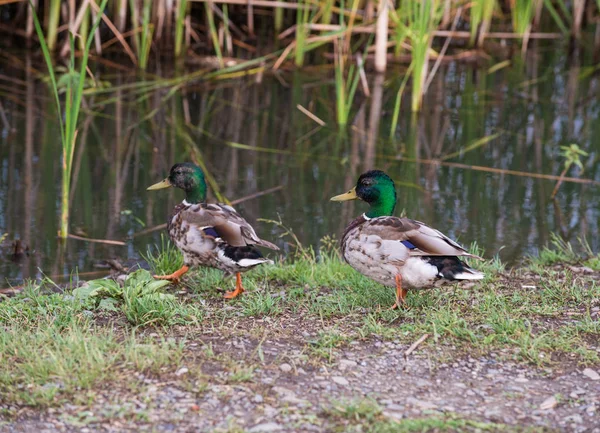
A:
0 287 183 408
0 236 597 419
324 398 518 432
139 237 599 367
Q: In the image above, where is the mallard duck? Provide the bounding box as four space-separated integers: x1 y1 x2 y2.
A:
331 170 483 309
147 162 279 299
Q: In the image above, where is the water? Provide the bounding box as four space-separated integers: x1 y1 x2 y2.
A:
1 47 599 284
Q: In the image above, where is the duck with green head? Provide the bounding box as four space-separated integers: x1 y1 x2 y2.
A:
148 163 279 299
331 170 483 308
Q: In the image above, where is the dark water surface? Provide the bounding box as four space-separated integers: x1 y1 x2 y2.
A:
1 47 599 284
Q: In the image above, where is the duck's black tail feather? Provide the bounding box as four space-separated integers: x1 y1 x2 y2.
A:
424 256 484 280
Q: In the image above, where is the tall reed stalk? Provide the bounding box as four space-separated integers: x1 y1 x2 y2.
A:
139 0 154 68
31 0 108 239
46 0 61 50
510 0 534 37
274 6 284 33
295 0 310 67
321 0 335 24
333 0 362 126
405 0 442 112
79 5 90 52
470 0 495 46
204 1 224 67
175 0 188 57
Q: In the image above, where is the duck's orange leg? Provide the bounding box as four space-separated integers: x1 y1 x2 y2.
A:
224 272 245 299
390 274 408 310
154 265 189 284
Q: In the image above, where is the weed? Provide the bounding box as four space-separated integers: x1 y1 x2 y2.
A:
241 290 282 317
73 270 203 326
142 234 185 276
326 397 382 422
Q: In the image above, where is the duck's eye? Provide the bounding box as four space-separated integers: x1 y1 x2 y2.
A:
362 179 373 186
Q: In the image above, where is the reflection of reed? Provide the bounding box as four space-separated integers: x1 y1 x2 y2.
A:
22 54 34 280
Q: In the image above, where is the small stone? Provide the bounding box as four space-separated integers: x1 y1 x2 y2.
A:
406 397 437 411
253 394 264 403
249 422 282 432
564 414 583 424
175 367 189 376
332 376 349 386
279 363 292 373
339 359 357 371
540 396 558 410
272 386 295 397
582 368 600 381
514 377 529 383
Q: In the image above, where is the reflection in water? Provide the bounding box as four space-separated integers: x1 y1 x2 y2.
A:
0 47 599 284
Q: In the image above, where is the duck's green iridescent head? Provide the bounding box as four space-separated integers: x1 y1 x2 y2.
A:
330 170 396 218
147 162 207 204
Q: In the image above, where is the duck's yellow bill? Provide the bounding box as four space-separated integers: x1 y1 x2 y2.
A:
147 179 172 190
330 187 358 201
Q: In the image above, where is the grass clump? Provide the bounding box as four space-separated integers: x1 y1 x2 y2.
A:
326 397 383 422
73 269 202 326
143 234 185 276
308 329 348 362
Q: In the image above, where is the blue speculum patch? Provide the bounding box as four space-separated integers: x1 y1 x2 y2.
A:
401 240 417 249
203 227 220 238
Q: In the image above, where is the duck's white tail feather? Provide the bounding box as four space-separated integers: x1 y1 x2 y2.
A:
238 258 273 268
453 267 484 280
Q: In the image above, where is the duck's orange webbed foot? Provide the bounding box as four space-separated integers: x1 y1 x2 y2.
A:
224 272 245 299
389 274 408 310
154 265 189 284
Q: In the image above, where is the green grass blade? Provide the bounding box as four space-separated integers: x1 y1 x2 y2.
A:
204 2 223 68
29 0 65 146
175 0 188 57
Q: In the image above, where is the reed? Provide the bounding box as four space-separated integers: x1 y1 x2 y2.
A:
321 0 335 25
551 144 589 199
11 0 600 73
175 0 188 57
542 0 569 35
45 0 61 50
405 0 442 112
30 0 108 239
79 4 90 52
139 0 154 69
204 2 224 67
274 6 284 33
469 0 495 46
129 0 141 55
333 40 364 126
510 0 534 44
295 0 310 67
389 63 413 138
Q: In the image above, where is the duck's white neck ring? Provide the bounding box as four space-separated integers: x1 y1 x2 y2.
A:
362 213 371 220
